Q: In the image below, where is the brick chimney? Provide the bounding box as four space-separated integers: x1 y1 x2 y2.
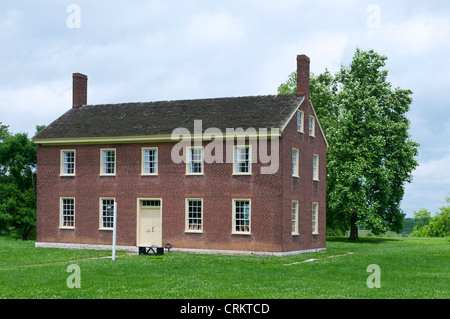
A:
72 73 88 108
296 55 310 98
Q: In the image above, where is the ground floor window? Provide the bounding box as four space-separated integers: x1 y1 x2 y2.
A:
186 199 203 232
291 201 299 235
312 202 319 234
100 198 115 230
233 199 251 234
60 197 75 228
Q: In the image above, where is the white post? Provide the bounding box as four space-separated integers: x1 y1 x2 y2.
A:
112 202 117 261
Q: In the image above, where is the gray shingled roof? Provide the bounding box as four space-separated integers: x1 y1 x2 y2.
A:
34 94 303 140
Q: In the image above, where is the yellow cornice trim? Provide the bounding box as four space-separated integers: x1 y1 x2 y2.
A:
34 130 283 145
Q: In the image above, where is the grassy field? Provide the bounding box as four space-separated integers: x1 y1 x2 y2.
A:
0 235 448 299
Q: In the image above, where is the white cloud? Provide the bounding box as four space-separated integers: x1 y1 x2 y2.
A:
0 82 71 135
186 13 245 45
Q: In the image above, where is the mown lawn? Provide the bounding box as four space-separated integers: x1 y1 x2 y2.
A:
0 235 448 299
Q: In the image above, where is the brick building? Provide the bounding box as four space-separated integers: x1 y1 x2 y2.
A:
33 55 328 256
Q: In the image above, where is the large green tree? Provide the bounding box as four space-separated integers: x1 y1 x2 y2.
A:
0 123 42 240
278 48 419 240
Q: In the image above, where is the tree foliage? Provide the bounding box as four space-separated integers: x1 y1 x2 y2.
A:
411 196 450 237
278 48 420 240
0 123 42 240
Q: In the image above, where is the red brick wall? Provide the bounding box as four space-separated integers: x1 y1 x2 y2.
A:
37 140 284 252
36 103 326 253
279 98 327 252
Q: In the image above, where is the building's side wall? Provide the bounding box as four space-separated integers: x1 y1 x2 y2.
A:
36 139 284 253
279 99 327 252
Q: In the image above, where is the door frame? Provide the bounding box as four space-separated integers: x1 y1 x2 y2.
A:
136 197 163 247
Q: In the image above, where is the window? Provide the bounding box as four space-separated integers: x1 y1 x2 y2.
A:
142 148 158 175
100 198 115 230
187 147 203 175
142 200 160 207
313 154 319 181
233 199 251 234
297 111 304 133
309 116 315 137
312 202 319 234
60 198 75 228
292 148 299 177
291 201 299 235
101 149 116 175
186 199 203 232
234 145 251 175
61 150 75 176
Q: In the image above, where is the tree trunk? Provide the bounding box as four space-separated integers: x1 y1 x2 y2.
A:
349 213 359 241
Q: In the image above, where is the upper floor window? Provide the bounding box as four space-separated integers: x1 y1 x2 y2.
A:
309 116 316 137
297 111 304 133
187 147 204 175
60 150 75 176
234 145 251 175
313 154 319 181
142 148 158 175
101 149 116 176
292 148 299 177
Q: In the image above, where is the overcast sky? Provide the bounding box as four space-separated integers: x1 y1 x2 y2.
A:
1 0 449 218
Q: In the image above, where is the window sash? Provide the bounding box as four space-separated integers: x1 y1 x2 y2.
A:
292 149 299 177
101 199 115 229
309 116 315 136
234 200 250 233
297 111 304 132
102 150 115 175
143 149 157 174
62 151 75 175
291 201 298 235
187 199 202 231
313 155 319 180
312 203 319 234
61 198 75 228
235 146 250 174
188 147 203 174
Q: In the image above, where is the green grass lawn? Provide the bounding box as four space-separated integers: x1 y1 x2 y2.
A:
0 235 448 299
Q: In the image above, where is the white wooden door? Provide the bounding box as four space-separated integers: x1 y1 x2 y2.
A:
137 201 162 247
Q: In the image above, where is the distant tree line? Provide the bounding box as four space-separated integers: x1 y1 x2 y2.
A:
410 195 450 238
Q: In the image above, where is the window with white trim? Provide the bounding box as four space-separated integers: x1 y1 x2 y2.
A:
186 199 203 232
297 111 304 133
309 116 315 137
100 198 115 230
292 148 299 177
313 154 319 181
60 198 75 228
142 148 158 175
291 200 299 235
234 145 251 175
233 199 251 234
101 149 116 175
312 202 319 234
61 150 75 176
187 147 203 175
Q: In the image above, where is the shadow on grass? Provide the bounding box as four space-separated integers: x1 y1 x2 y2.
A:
326 236 401 244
